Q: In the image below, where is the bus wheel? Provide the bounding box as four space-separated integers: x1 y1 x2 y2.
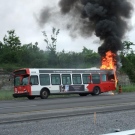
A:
27 96 35 100
79 93 88 96
91 87 100 96
40 89 49 99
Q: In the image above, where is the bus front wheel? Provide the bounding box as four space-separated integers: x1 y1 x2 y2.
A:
40 89 49 99
91 86 100 96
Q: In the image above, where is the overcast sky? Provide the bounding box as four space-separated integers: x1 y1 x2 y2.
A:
0 0 135 52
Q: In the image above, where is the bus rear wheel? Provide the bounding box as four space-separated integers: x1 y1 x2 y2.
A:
91 86 100 96
40 89 49 99
27 96 35 100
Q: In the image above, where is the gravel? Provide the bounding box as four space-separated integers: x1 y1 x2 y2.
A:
0 110 135 135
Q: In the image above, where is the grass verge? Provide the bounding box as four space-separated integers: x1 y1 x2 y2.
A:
116 84 135 93
0 90 14 100
0 90 79 100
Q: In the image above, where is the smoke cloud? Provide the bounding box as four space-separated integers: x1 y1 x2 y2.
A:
59 0 79 14
35 7 52 28
59 0 134 56
36 6 62 28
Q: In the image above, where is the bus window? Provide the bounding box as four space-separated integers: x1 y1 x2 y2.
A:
108 74 115 81
72 74 82 84
62 74 71 85
22 76 29 85
51 74 61 85
30 75 38 85
40 74 50 85
14 76 21 86
82 74 90 84
101 74 107 82
92 74 100 84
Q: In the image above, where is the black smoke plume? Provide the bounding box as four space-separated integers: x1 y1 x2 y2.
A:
59 0 133 57
36 7 52 28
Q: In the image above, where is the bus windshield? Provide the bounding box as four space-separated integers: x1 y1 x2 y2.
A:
22 76 29 85
14 75 29 86
14 76 21 86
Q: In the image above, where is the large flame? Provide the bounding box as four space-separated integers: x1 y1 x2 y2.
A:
100 51 117 87
100 51 116 70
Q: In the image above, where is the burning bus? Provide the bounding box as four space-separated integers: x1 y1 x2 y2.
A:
12 62 117 100
12 49 118 100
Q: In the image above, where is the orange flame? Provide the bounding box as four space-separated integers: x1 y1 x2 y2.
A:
100 51 117 87
100 51 116 70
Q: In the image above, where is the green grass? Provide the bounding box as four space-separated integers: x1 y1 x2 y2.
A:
0 90 14 100
0 90 79 100
116 84 135 93
0 85 135 100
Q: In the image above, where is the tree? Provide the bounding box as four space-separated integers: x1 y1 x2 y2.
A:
42 27 60 52
120 41 135 82
20 42 48 68
3 30 21 48
1 30 21 63
82 47 100 67
121 41 135 56
42 27 60 67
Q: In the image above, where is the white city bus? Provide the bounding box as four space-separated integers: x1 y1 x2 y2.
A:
12 68 116 99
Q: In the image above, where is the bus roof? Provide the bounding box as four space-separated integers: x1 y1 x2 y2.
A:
14 68 114 74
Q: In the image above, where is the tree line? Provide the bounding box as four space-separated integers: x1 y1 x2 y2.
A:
0 29 135 83
0 29 100 71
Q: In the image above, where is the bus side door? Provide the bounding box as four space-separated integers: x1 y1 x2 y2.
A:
30 75 39 95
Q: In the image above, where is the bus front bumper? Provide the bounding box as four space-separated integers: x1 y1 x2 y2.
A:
13 92 29 98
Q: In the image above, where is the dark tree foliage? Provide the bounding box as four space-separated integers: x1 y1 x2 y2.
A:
0 30 21 64
120 41 135 82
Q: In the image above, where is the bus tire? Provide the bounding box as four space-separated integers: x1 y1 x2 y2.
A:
40 89 49 99
79 93 88 96
27 96 35 100
91 86 100 96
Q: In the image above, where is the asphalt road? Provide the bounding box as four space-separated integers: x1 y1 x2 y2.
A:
0 92 135 123
1 92 135 135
